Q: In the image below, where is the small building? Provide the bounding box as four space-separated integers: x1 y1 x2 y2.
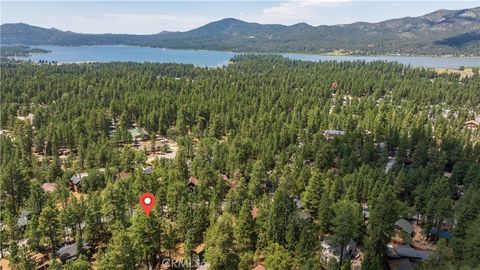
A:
387 244 432 260
395 219 414 236
41 182 57 193
142 166 154 175
128 127 148 142
429 227 453 241
56 243 90 263
17 210 31 229
69 172 88 191
321 236 357 263
188 176 199 187
324 129 346 140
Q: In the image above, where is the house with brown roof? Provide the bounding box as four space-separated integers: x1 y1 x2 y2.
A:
188 176 199 187
41 182 57 193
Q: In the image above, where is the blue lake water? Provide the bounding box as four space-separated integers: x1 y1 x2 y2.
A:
18 45 480 68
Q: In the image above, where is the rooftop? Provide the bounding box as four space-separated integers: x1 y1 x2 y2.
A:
387 244 432 260
17 210 31 228
41 182 57 192
387 258 413 270
324 129 346 135
56 243 89 261
395 218 414 235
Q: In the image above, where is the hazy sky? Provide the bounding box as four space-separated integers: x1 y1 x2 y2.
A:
2 1 479 34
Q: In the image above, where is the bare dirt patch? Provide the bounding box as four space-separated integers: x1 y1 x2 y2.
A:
411 223 436 251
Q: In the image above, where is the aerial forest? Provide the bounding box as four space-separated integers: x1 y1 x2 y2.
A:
0 55 479 270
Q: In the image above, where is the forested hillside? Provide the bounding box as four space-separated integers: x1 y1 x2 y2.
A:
0 56 479 269
2 6 480 56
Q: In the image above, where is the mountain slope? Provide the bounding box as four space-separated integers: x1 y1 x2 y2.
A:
1 7 479 55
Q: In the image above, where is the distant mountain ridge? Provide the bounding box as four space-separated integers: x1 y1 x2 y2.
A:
2 7 480 56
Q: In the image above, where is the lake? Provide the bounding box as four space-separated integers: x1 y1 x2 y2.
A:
18 45 480 68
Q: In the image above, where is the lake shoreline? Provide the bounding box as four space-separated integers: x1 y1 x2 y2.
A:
12 45 480 69
16 44 480 59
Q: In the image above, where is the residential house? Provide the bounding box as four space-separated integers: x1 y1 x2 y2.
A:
324 129 346 140
142 166 154 175
17 210 31 229
56 243 90 263
128 127 148 142
395 219 414 236
188 176 199 187
429 227 453 242
387 244 432 261
320 236 357 263
69 172 88 191
41 182 57 193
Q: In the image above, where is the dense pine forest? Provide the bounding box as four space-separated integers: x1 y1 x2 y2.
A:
1 56 479 270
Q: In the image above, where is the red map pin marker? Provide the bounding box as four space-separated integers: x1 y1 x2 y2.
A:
139 192 156 216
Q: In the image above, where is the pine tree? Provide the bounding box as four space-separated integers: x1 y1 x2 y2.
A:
331 200 362 265
97 230 139 270
234 200 256 252
204 214 238 270
39 201 60 252
363 186 399 268
264 242 292 270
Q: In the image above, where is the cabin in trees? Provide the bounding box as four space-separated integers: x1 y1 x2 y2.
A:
17 210 31 230
142 166 154 175
428 227 453 242
395 218 414 236
56 243 90 263
69 172 89 191
387 244 432 270
129 127 148 142
324 129 346 140
320 236 357 263
188 176 199 188
41 182 57 193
